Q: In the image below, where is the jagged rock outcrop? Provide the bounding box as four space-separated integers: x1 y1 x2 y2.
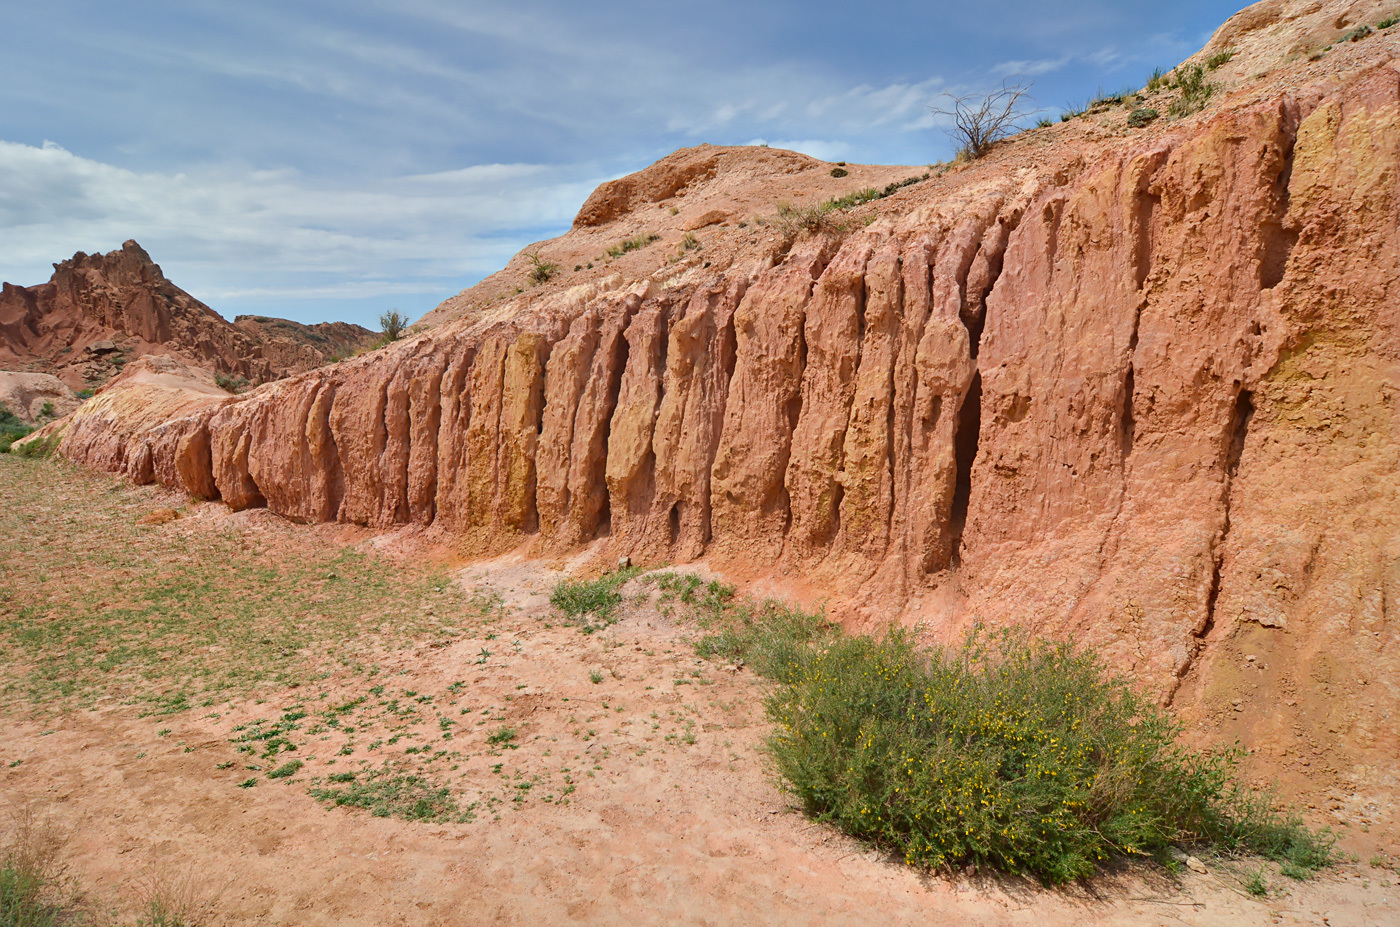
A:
0 241 378 390
48 0 1400 823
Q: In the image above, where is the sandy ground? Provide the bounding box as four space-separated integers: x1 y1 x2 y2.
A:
0 558 1395 925
0 461 1394 925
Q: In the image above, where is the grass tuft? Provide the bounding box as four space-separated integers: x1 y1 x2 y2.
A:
606 233 660 258
549 566 642 633
1205 48 1235 70
309 765 470 823
1166 64 1216 118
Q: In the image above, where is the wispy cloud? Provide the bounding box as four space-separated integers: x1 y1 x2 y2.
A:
0 0 1232 325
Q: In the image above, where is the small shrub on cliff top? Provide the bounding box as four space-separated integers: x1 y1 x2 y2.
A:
930 79 1036 159
829 167 849 178
1166 64 1216 118
606 233 660 258
527 252 559 285
214 372 249 394
1127 107 1160 128
378 309 407 341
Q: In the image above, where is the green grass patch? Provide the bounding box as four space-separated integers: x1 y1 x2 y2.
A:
0 456 477 712
0 405 35 455
549 566 642 633
309 765 471 823
0 864 59 927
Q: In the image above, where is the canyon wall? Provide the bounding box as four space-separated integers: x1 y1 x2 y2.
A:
49 5 1400 801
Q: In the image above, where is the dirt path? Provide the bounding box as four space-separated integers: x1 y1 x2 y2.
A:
1 458 1396 925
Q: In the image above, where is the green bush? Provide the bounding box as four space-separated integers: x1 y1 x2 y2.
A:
829 167 849 178
1343 24 1374 42
1167 65 1216 118
0 404 34 454
759 626 1334 883
1127 107 1160 128
549 566 643 633
0 864 58 927
1380 15 1399 29
213 372 249 394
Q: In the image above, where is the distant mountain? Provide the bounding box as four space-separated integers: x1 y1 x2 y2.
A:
0 240 379 390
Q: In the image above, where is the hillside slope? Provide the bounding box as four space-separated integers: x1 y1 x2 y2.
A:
43 0 1400 850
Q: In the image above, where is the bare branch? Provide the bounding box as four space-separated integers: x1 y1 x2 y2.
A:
930 80 1036 159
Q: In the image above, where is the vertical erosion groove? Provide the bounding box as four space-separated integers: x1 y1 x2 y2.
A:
592 307 634 540
1260 107 1299 291
316 382 345 523
1202 388 1255 642
948 371 982 564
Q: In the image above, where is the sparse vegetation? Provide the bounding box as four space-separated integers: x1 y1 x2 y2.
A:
1144 67 1169 94
761 175 931 243
650 571 1336 885
378 309 407 342
606 233 660 258
1127 107 1160 128
213 372 249 394
1380 14 1400 29
527 252 559 285
1166 64 1216 118
0 456 471 711
1205 48 1236 70
829 167 848 178
681 232 701 252
0 405 34 454
930 79 1036 159
309 764 469 823
1343 23 1374 42
549 566 643 633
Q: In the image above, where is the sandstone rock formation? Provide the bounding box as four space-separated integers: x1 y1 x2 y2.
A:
0 371 79 424
48 0 1400 826
0 241 378 390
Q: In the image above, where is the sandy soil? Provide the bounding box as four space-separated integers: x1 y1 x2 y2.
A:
1 461 1396 925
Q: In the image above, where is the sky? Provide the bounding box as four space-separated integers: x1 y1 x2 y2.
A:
1 0 1246 329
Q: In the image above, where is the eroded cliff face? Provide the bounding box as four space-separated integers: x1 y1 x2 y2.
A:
50 0 1400 817
0 241 378 390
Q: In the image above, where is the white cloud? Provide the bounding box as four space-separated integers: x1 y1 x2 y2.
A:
0 139 599 304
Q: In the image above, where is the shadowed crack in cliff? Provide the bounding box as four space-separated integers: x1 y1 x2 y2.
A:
1170 387 1254 706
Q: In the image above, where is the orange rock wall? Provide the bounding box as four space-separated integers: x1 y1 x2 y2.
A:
56 67 1400 734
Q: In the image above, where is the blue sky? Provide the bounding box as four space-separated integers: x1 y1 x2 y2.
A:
1 0 1244 328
